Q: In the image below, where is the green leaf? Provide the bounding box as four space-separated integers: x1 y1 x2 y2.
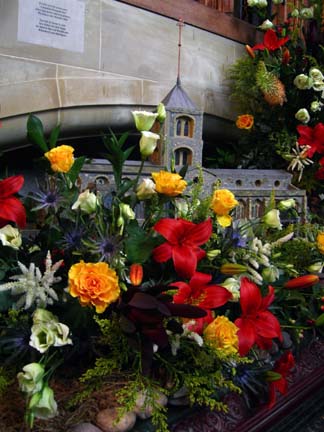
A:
49 124 61 149
66 156 86 185
315 313 324 327
27 114 48 152
102 130 131 187
125 221 157 263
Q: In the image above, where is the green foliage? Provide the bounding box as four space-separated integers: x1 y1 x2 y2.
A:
273 238 316 272
27 114 48 153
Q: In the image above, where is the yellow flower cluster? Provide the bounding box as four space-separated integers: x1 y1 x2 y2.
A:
211 189 239 227
152 170 187 196
44 145 75 173
317 232 324 254
68 261 120 313
203 315 239 356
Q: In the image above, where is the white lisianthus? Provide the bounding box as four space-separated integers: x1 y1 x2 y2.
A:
29 385 58 420
278 198 296 210
72 189 98 214
259 19 274 30
0 224 22 250
220 277 240 302
136 178 156 200
139 131 160 158
309 68 324 82
132 111 158 132
293 74 312 90
310 101 323 112
30 323 57 354
263 209 282 229
299 7 313 19
17 363 45 394
156 102 166 123
295 108 310 124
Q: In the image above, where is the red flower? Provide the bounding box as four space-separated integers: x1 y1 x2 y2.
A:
234 277 282 356
252 29 289 52
0 175 26 228
152 218 212 279
284 274 319 289
171 271 232 334
268 351 295 408
297 123 324 157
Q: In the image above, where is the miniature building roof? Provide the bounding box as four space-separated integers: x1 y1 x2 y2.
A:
162 78 197 110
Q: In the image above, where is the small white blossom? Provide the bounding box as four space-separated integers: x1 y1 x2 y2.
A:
0 251 62 309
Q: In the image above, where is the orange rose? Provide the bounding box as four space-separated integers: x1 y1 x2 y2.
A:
204 316 239 356
235 114 254 130
68 261 120 313
44 145 75 173
152 170 187 196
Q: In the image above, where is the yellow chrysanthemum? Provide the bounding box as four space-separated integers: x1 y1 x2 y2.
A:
44 145 75 173
68 261 120 313
203 315 239 356
152 170 187 196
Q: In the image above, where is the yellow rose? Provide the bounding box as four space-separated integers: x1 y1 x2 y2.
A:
203 316 239 356
317 232 324 254
152 171 187 196
68 261 120 313
235 114 254 130
44 145 75 173
211 189 238 216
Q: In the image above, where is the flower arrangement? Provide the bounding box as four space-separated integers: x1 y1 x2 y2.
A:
227 0 324 217
0 107 324 432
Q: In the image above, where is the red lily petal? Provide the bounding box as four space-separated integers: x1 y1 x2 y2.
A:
199 285 232 309
190 271 212 288
255 311 282 340
252 43 266 51
152 242 173 263
273 377 287 395
239 277 262 316
268 383 277 409
0 196 26 228
261 285 275 309
183 218 213 246
173 244 197 278
171 281 191 303
264 29 289 50
187 310 214 334
153 218 193 244
235 317 256 356
0 175 24 198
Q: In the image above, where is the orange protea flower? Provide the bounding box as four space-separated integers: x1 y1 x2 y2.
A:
211 189 238 227
44 145 75 173
236 114 254 130
152 170 187 196
68 261 120 313
204 316 239 356
284 274 319 289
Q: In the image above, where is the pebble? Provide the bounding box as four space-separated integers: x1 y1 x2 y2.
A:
96 408 136 432
69 422 103 432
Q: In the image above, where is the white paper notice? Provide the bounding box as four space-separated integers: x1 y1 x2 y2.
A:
17 0 85 53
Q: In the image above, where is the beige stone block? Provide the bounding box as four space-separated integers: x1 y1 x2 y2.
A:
0 55 56 85
0 0 100 70
58 76 143 107
0 79 59 118
100 0 178 82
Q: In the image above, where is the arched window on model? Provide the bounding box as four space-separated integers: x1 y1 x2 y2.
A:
174 147 193 166
175 116 194 137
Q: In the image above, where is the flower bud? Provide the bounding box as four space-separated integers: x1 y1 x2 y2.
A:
130 263 143 286
72 190 98 214
299 8 313 19
277 198 296 210
310 101 323 112
0 224 22 249
132 111 158 132
120 203 135 220
262 265 279 283
259 19 274 30
284 274 319 289
17 363 45 394
136 178 156 200
307 262 323 273
156 103 166 123
245 45 255 59
291 9 299 17
206 249 221 260
220 263 247 275
263 209 282 229
33 308 57 324
139 131 160 158
295 108 310 123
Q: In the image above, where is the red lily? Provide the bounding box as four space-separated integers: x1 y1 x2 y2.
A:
297 123 324 158
171 271 232 334
152 218 212 279
234 277 282 356
268 350 295 408
0 175 26 228
252 29 289 52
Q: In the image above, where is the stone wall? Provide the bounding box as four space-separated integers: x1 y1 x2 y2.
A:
0 0 245 149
